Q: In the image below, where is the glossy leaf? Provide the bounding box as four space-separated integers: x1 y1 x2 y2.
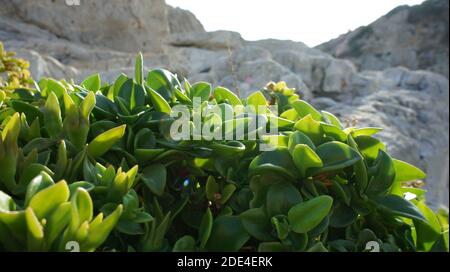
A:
288 195 333 233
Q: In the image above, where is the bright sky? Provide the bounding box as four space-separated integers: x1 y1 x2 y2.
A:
166 0 424 47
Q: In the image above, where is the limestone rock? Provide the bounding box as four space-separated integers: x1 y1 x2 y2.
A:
168 30 244 50
0 0 170 52
317 0 449 78
167 5 205 33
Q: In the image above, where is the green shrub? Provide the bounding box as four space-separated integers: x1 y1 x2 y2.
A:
0 42 33 103
0 52 448 252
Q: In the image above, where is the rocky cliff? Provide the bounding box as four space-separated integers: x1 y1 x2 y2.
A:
317 0 449 78
0 0 448 207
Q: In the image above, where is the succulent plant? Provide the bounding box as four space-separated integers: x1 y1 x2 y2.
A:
0 49 448 252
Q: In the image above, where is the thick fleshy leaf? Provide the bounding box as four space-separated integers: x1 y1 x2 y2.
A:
206 216 250 252
366 150 396 195
393 159 426 182
375 194 426 222
266 181 303 217
292 144 323 177
44 92 63 138
311 141 361 175
198 208 213 249
292 100 322 121
141 164 167 196
321 111 343 128
240 208 273 241
45 202 72 246
288 131 315 152
87 125 126 158
0 191 15 211
347 134 368 193
145 85 171 114
28 180 70 219
71 187 93 224
321 122 347 142
135 52 144 85
173 235 196 252
24 171 55 206
81 74 101 92
246 91 267 109
414 201 441 251
215 86 242 106
82 204 123 251
191 82 211 102
258 242 289 252
146 69 178 100
288 195 333 233
294 115 324 146
249 147 297 179
354 135 386 163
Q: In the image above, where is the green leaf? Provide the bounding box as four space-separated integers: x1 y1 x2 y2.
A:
44 92 63 138
266 182 302 217
249 147 297 180
321 111 343 128
311 141 361 175
321 122 347 142
135 52 144 85
240 207 273 241
205 176 219 201
45 202 72 246
46 79 66 99
307 242 328 252
220 184 237 205
82 204 123 251
246 91 267 108
294 115 324 146
206 216 250 251
258 242 289 252
288 195 333 233
145 85 171 114
191 82 211 102
350 127 382 137
199 208 213 249
288 131 316 152
271 215 290 240
28 180 70 219
87 125 126 158
141 164 167 196
393 159 426 182
0 191 15 211
146 69 178 101
215 86 242 106
25 207 44 251
81 73 101 92
414 201 441 251
354 135 386 163
292 100 322 121
347 134 368 193
71 187 93 224
24 171 55 206
329 202 357 228
375 194 426 222
173 235 196 252
366 150 396 195
292 144 323 177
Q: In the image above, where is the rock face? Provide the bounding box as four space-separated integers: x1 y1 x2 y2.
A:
0 0 448 207
167 5 205 33
317 0 449 78
0 0 170 52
